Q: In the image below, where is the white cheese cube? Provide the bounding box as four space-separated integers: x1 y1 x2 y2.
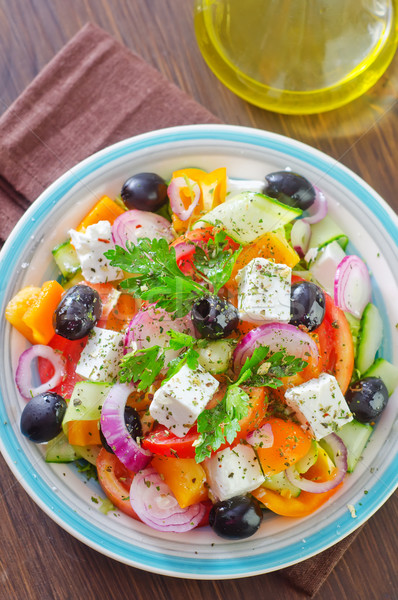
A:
236 257 291 324
284 373 353 440
204 444 265 501
149 363 219 437
307 241 346 296
76 327 124 382
69 220 123 284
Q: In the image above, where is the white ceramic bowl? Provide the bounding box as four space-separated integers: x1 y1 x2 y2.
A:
0 124 397 579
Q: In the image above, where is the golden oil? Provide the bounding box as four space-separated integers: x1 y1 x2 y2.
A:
194 0 398 114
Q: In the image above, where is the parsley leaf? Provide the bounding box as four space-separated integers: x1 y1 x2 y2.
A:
119 346 165 391
105 232 242 317
193 230 242 294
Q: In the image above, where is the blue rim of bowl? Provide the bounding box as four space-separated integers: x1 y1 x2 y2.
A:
0 124 397 578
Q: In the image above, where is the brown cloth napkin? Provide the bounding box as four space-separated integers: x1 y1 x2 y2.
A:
0 22 362 596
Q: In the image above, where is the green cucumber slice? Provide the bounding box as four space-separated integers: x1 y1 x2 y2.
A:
356 303 383 374
320 419 373 473
71 444 102 465
45 432 80 463
308 215 348 251
262 470 301 498
62 381 112 435
362 358 398 396
295 440 319 474
194 191 302 245
196 339 235 374
344 312 361 355
52 240 81 280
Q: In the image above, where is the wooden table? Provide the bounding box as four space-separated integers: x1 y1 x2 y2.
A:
0 2 397 598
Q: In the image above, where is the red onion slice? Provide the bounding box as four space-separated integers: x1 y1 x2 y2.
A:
167 176 201 221
291 219 311 257
16 345 66 400
130 466 206 532
334 255 371 319
124 304 195 366
233 323 319 373
246 423 274 448
302 186 328 225
285 433 347 493
100 383 152 472
112 210 174 249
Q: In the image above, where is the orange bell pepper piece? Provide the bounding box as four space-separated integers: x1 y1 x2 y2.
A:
21 280 64 345
68 420 102 446
171 167 227 233
251 482 343 517
5 285 41 344
151 455 208 508
76 195 125 232
255 417 312 476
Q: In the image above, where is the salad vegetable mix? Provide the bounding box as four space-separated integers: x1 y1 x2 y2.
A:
6 166 398 540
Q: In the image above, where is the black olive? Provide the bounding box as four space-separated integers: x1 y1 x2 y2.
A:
265 171 315 211
209 495 263 540
100 406 142 453
121 172 168 212
289 281 325 332
191 296 239 339
20 392 67 443
54 284 102 340
346 377 388 423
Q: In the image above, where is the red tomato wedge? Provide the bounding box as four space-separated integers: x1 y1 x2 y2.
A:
38 334 87 399
96 448 139 519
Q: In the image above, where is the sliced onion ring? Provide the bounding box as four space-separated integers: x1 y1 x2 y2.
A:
233 323 319 374
334 255 371 319
112 209 174 249
16 345 66 400
285 433 348 493
291 219 311 257
246 423 274 448
100 383 152 472
130 466 206 532
301 186 328 224
167 176 201 221
124 304 195 367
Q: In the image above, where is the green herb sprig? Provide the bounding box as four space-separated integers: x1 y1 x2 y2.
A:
105 232 242 318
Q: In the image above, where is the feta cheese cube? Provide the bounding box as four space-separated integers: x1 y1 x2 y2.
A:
236 257 291 324
76 327 124 382
149 363 219 437
69 220 123 284
284 373 353 440
204 444 265 501
307 241 346 296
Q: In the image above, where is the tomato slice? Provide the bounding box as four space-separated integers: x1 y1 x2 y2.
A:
142 386 267 459
96 448 139 519
38 334 87 399
251 482 343 518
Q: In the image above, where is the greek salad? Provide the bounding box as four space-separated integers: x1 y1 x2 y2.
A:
6 166 398 539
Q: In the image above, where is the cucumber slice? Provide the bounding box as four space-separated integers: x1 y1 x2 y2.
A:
262 470 301 498
62 381 112 434
45 432 80 463
356 303 383 374
362 358 398 396
196 339 235 374
308 215 349 251
52 240 81 280
62 270 84 290
295 440 319 474
194 191 302 245
320 419 373 473
71 444 102 465
344 312 361 355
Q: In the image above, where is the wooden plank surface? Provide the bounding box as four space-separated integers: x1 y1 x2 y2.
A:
0 1 397 599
